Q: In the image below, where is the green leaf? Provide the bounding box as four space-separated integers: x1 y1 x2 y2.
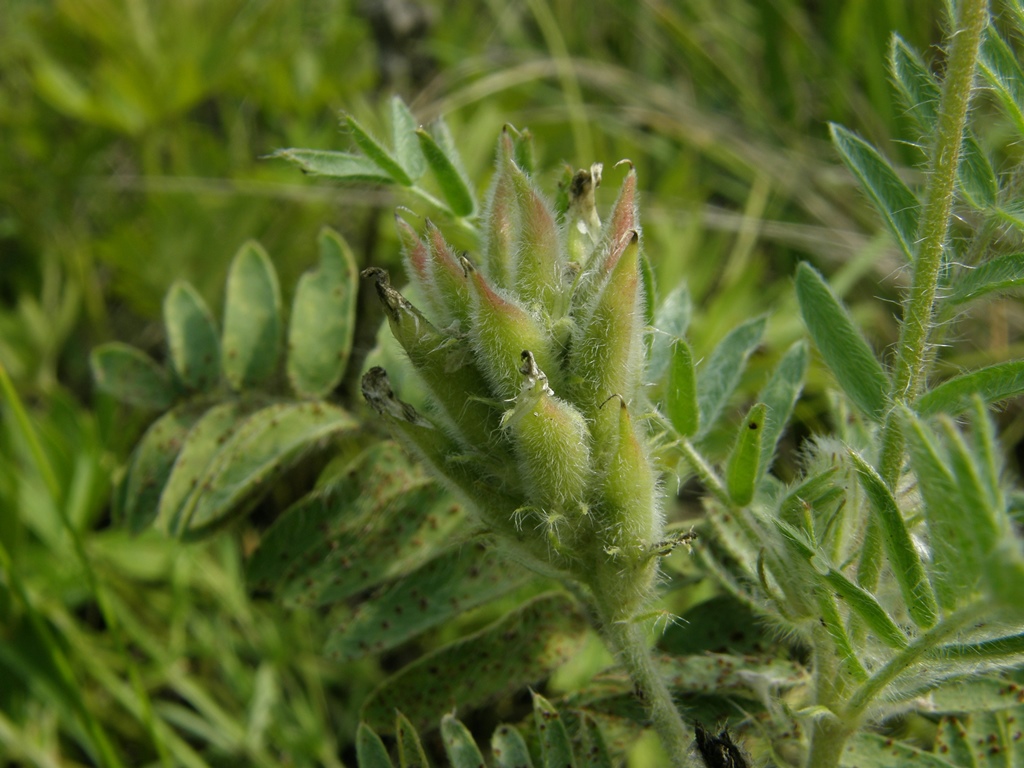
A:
889 34 940 133
163 281 220 392
357 723 395 768
153 399 265 535
271 148 395 184
346 114 414 186
795 263 889 421
648 282 692 384
929 677 1024 713
247 444 469 609
576 714 613 768
665 339 699 437
772 518 909 649
850 450 938 629
121 400 212 533
492 725 534 768
360 593 587 733
696 316 766 439
390 96 427 181
948 253 1024 305
957 136 998 210
756 341 807 478
221 241 282 391
416 124 476 217
934 710 1024 768
90 343 175 410
396 712 431 768
725 403 767 506
325 543 528 660
175 402 358 538
979 27 1024 136
916 361 1024 416
842 732 959 768
829 123 920 262
441 714 486 768
532 692 576 768
287 228 358 398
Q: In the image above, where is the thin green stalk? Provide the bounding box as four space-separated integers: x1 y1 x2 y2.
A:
879 0 989 485
598 610 692 768
678 438 731 506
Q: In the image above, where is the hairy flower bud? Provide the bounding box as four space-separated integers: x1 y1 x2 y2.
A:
501 351 591 517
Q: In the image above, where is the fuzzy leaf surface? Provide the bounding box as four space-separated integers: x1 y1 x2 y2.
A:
221 241 282 390
796 263 889 421
416 124 475 217
390 96 426 181
665 338 699 437
287 228 358 398
176 401 357 537
360 593 587 733
492 725 534 768
829 123 920 262
948 253 1024 305
326 543 528 660
979 27 1024 136
533 692 576 768
163 281 220 392
346 114 413 185
842 732 959 768
271 148 395 184
696 316 766 439
756 341 807 478
90 343 175 410
648 282 691 384
441 714 487 768
356 723 395 768
916 361 1024 416
120 400 211 532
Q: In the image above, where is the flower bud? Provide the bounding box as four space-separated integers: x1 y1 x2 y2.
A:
509 161 566 319
501 351 591 517
569 232 645 416
565 163 603 265
425 221 472 328
468 267 561 400
481 129 518 289
362 268 498 448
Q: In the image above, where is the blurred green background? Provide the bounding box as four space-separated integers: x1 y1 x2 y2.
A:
3 0 1019 765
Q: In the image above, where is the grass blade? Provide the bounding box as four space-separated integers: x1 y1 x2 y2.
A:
795 263 889 422
829 123 920 262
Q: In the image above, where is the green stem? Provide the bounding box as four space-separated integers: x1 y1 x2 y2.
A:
598 610 692 767
879 0 989 485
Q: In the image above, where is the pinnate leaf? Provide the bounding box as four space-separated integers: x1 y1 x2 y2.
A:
271 148 395 184
346 114 414 186
916 361 1024 416
947 253 1024 305
416 123 476 217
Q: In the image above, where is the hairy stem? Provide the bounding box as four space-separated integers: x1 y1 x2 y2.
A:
598 611 692 767
879 0 989 485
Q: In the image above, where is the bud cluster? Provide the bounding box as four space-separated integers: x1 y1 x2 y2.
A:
362 128 663 618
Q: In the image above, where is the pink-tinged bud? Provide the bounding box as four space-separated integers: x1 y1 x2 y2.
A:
509 162 566 319
603 161 638 263
569 232 645 414
468 267 561 400
501 351 591 517
481 129 518 288
425 222 471 328
362 268 498 448
396 213 431 292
